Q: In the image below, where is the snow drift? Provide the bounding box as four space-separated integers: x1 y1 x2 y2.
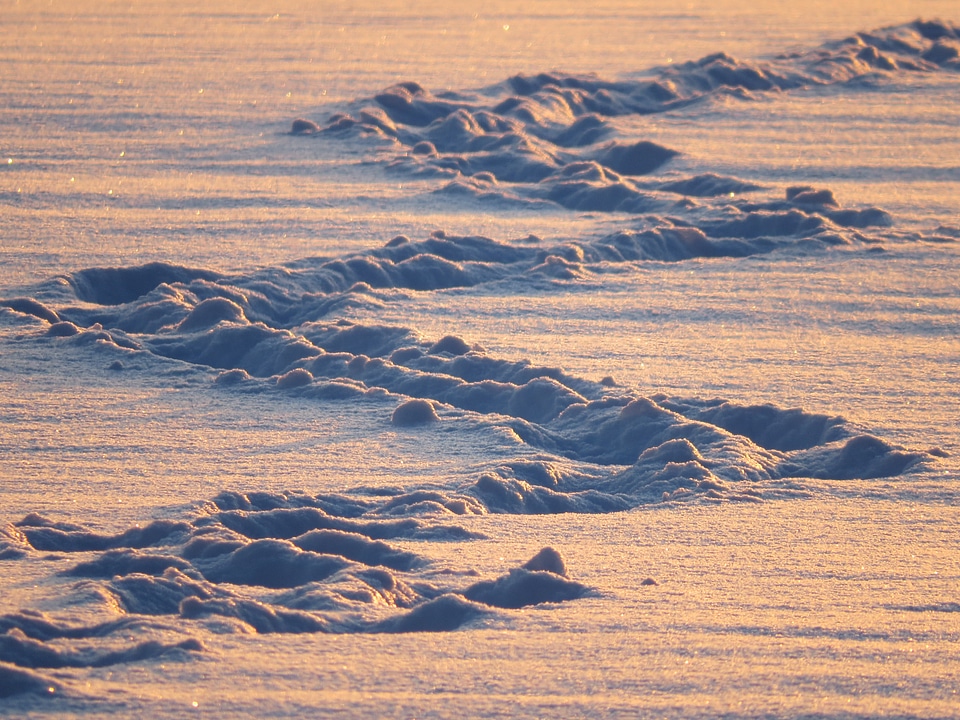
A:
299 20 958 217
0 19 950 692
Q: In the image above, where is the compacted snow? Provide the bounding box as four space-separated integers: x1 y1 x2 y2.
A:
1 2 958 717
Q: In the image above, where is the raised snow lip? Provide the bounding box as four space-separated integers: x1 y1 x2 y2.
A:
300 19 957 217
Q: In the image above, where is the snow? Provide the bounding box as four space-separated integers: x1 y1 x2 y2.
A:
1 1 959 717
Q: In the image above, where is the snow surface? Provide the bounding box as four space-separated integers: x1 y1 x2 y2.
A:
1 2 959 717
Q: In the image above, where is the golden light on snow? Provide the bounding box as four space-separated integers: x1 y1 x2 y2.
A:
0 1 958 717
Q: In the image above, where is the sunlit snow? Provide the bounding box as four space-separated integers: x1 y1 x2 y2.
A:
1 2 959 717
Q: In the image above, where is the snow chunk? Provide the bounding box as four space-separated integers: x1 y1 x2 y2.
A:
522 547 567 576
463 551 592 608
392 399 440 426
372 594 489 633
276 367 313 389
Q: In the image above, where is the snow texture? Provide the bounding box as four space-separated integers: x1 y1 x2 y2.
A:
5 262 931 514
2 516 587 645
305 20 956 220
0 16 956 712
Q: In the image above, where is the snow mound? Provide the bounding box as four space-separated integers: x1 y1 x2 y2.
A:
392 398 440 426
1 512 596 662
0 663 59 699
301 21 956 218
5 247 933 515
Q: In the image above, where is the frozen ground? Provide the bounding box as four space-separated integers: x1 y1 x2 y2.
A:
1 2 959 717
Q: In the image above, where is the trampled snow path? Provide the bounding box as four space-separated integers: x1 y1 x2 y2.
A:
1 7 958 717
